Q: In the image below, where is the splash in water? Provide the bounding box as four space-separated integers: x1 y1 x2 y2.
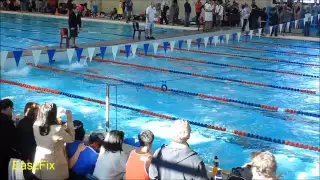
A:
1 66 31 76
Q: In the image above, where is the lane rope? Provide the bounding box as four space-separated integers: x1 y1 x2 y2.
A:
191 41 319 57
119 50 319 79
164 46 320 67
27 63 320 118
239 40 320 50
89 56 318 95
1 78 319 152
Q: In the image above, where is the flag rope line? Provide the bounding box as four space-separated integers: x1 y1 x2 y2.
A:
191 41 319 57
238 40 320 50
162 46 320 67
119 50 319 79
89 56 317 95
1 78 319 152
27 63 320 118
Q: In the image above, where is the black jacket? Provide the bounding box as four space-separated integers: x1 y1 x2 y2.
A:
184 2 191 13
69 12 82 28
271 11 279 25
16 117 37 163
0 113 18 180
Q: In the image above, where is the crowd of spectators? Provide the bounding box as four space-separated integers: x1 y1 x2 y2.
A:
1 98 280 180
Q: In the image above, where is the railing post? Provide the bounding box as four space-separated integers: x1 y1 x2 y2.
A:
106 85 110 131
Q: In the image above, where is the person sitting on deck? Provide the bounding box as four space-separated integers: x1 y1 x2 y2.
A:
126 130 154 180
149 120 209 180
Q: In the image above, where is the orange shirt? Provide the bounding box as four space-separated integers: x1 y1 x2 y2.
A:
126 150 152 180
195 2 202 13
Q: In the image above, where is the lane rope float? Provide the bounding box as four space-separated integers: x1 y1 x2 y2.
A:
119 50 319 79
164 46 320 67
239 40 320 50
89 57 317 95
27 63 320 118
190 41 319 57
1 78 319 152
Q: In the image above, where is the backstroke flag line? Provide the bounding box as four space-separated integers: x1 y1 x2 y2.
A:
187 39 192 50
203 37 209 48
131 44 138 58
67 48 75 63
112 46 118 60
153 42 159 55
87 47 96 62
170 41 175 52
32 50 42 66
0 51 8 68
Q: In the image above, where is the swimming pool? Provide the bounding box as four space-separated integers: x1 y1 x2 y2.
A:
1 13 320 180
0 13 182 51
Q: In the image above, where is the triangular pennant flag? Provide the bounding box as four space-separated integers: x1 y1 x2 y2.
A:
294 20 298 28
225 34 230 44
169 41 175 52
67 48 75 63
203 37 209 48
47 49 55 64
196 38 201 48
0 51 8 68
13 51 23 67
153 43 159 55
131 44 138 58
111 46 118 60
279 24 283 33
75 48 83 62
269 26 273 35
304 18 307 26
209 37 213 44
258 28 262 37
286 22 290 32
32 50 41 66
219 35 224 43
125 45 131 58
163 42 169 53
245 31 249 41
144 44 149 54
87 47 96 62
249 30 253 39
232 33 237 42
178 40 183 49
236 32 241 42
214 36 218 46
100 46 107 59
186 39 192 50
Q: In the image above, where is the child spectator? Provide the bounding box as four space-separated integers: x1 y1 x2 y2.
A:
0 99 16 180
67 121 103 180
126 130 154 180
250 151 278 180
93 130 128 180
32 102 75 180
149 120 208 180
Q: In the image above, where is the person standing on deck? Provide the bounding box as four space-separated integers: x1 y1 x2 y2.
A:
69 5 82 48
195 0 202 28
184 0 191 27
125 0 133 23
145 2 156 39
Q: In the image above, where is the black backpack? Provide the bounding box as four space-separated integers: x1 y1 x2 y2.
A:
226 167 253 180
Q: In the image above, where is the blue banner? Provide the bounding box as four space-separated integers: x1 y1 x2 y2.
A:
219 35 224 43
196 38 201 48
144 44 149 54
125 45 131 57
100 46 107 59
13 50 23 67
75 48 83 62
178 40 183 49
47 49 55 64
209 37 213 44
163 42 168 53
232 33 237 42
245 31 249 41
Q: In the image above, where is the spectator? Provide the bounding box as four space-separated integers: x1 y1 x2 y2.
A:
249 4 259 30
282 5 293 33
82 3 90 17
8 0 20 11
170 0 179 25
67 121 103 180
211 0 217 28
215 0 224 27
204 0 213 32
32 102 75 180
241 4 249 32
125 0 133 23
184 0 191 27
20 0 26 11
69 5 82 48
270 7 279 37
16 102 39 163
160 0 169 25
294 0 301 20
66 0 73 13
93 130 128 180
145 2 156 39
260 7 267 34
88 131 106 152
250 151 278 180
0 99 17 180
126 130 154 180
149 120 208 180
195 0 202 27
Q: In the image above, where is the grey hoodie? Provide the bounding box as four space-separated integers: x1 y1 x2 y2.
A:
149 145 209 180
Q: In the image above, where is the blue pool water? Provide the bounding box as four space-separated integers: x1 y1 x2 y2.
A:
0 13 182 51
1 13 320 179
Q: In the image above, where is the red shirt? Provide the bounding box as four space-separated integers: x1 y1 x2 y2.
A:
195 1 202 13
126 150 152 180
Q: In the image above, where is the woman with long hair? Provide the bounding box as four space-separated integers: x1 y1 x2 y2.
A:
32 102 75 180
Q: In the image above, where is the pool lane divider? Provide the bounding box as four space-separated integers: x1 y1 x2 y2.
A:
119 50 319 79
190 41 319 57
162 46 320 67
27 63 320 118
88 57 317 95
239 40 320 50
1 78 319 152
